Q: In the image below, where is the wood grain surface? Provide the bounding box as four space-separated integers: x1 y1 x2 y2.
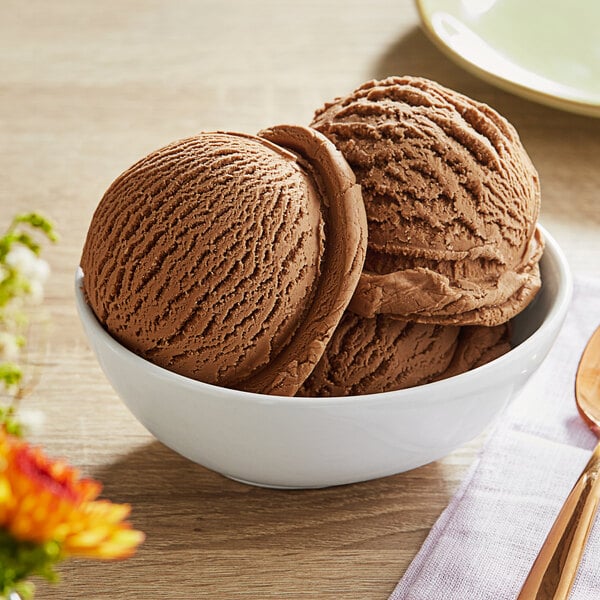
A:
1 1 599 598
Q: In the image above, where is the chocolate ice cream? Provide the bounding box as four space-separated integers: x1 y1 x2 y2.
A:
312 76 544 326
298 314 459 396
81 77 542 399
81 125 367 396
297 312 511 397
440 323 512 380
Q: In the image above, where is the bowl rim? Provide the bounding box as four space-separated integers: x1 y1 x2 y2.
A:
75 223 572 407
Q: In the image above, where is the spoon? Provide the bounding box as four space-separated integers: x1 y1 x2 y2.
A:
518 324 600 599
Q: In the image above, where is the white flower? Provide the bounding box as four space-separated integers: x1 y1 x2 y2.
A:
6 245 51 282
0 331 21 361
5 245 51 302
6 245 37 275
16 407 46 435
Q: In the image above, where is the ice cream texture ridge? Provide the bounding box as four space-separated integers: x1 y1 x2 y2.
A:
81 76 544 397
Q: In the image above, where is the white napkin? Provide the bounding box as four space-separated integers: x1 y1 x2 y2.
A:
390 277 600 600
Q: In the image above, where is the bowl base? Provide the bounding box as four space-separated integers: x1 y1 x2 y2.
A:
225 475 326 490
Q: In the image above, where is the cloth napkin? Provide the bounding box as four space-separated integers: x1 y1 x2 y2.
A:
390 277 600 600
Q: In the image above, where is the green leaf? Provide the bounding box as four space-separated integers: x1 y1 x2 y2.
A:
0 363 22 389
0 529 63 598
0 403 23 436
11 234 41 257
11 214 58 243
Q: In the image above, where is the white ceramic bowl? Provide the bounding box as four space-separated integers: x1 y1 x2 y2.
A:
75 225 572 489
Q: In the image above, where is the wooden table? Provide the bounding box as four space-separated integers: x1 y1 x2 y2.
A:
1 1 599 598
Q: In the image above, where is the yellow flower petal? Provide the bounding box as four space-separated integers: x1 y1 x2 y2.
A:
67 527 146 560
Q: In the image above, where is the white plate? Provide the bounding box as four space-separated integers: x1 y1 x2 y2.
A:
415 0 600 117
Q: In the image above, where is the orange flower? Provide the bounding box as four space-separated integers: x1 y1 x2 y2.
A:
0 429 144 559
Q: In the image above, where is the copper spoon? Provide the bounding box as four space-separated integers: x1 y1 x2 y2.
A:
517 324 600 600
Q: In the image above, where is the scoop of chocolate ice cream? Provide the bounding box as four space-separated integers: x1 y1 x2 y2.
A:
297 314 511 397
81 125 367 396
439 323 512 380
312 76 543 326
297 313 459 397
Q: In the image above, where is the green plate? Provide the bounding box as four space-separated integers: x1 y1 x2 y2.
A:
415 0 600 117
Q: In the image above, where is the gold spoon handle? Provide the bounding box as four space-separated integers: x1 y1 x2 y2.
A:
517 441 600 599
